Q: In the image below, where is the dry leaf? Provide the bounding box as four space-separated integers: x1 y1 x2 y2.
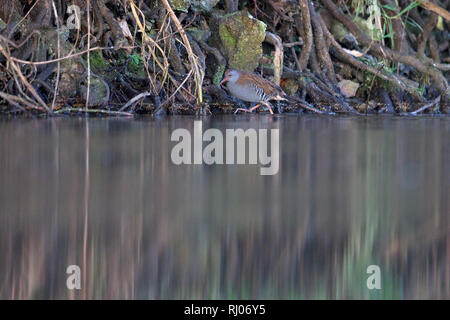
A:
343 48 364 57
118 19 132 39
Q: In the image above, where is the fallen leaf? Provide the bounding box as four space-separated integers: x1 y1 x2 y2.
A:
118 19 132 39
437 16 444 31
343 48 364 57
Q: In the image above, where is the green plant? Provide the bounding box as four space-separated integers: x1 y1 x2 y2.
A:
352 1 423 49
128 53 145 74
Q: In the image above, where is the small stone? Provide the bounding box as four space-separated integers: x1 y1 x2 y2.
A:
170 0 219 12
186 27 211 42
331 22 358 48
191 0 220 12
80 77 109 107
338 80 360 98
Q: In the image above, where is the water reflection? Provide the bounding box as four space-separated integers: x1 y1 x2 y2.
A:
0 115 449 299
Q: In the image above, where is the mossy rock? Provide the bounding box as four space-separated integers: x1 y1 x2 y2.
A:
186 27 211 42
219 11 267 71
88 51 108 73
354 17 375 40
330 17 374 43
218 11 266 71
42 28 85 99
170 0 190 12
191 0 220 12
80 76 109 107
170 0 219 12
212 63 226 86
331 22 348 43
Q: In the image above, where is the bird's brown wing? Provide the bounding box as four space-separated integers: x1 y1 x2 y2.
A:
239 71 286 98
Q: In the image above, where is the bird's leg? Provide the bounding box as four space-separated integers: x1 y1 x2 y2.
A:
235 102 274 115
234 107 253 114
247 103 262 112
235 103 261 114
256 101 274 115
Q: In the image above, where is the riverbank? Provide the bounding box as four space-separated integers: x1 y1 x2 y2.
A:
0 1 449 116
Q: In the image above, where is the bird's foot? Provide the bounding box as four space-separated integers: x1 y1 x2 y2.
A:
234 102 274 115
234 108 253 114
254 101 274 115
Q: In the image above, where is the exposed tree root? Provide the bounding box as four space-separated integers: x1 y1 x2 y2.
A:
321 0 449 112
295 0 313 71
0 0 448 115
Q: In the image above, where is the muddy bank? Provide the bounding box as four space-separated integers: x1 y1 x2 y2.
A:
0 0 449 116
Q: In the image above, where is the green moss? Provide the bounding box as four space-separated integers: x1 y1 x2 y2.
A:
88 51 108 72
170 0 190 12
218 25 236 50
80 76 109 107
0 18 6 30
331 22 348 42
212 64 226 86
354 17 375 40
127 53 146 77
218 11 266 71
117 51 128 65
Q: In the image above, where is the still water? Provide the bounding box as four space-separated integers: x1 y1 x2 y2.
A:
0 115 449 299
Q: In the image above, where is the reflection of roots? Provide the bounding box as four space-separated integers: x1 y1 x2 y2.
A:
0 0 448 115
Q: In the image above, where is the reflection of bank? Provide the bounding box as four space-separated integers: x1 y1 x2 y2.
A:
170 121 279 175
0 117 448 299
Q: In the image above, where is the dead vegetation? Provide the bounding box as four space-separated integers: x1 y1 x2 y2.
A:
0 0 449 116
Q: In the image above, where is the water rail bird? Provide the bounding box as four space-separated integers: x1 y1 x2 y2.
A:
219 69 288 115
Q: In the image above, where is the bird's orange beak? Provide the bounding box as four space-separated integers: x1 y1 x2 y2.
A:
219 77 228 86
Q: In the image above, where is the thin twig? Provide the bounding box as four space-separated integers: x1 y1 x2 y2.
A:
0 92 45 111
129 2 169 92
9 45 138 66
160 0 204 103
0 46 49 111
53 108 133 116
409 96 441 115
85 0 91 111
119 92 152 112
159 69 194 110
283 41 304 48
51 1 61 111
